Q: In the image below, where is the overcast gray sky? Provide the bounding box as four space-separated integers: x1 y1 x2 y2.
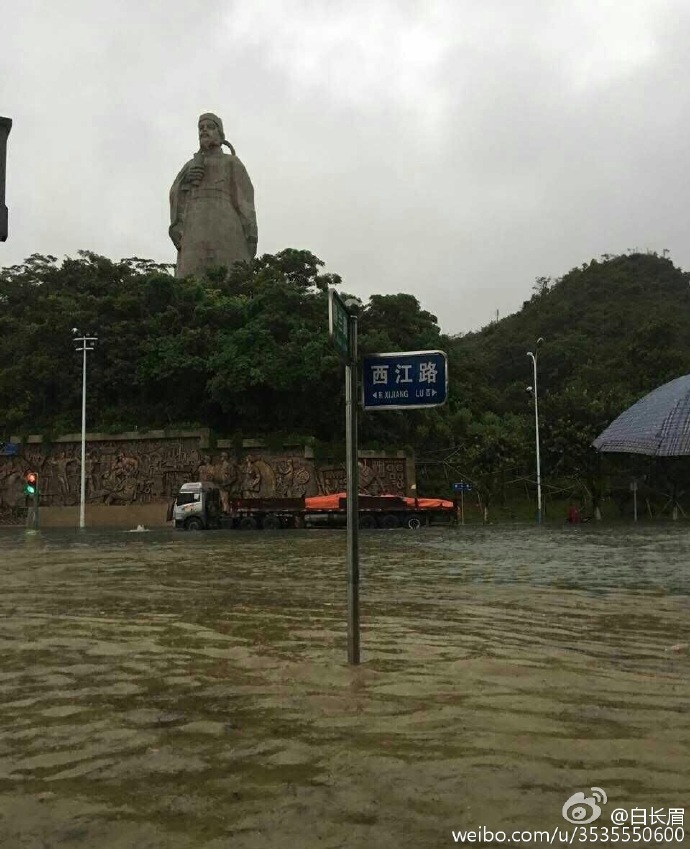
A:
2 0 689 334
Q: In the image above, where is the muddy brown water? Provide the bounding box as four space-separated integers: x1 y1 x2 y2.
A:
0 525 688 848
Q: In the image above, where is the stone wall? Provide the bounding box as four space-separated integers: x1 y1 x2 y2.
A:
30 504 173 529
0 430 415 526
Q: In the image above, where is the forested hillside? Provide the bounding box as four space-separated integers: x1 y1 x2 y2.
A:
444 252 690 515
2 249 689 515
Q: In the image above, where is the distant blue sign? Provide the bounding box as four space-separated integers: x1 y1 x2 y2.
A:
453 482 472 493
0 442 18 456
362 350 448 411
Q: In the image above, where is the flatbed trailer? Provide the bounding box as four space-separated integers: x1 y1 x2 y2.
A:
223 495 455 530
223 497 306 530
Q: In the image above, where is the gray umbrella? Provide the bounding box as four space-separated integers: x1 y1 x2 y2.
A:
592 374 690 456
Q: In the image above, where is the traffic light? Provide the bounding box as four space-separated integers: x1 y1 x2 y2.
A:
24 471 38 496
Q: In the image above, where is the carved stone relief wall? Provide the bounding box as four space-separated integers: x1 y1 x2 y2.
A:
318 458 407 497
0 431 412 522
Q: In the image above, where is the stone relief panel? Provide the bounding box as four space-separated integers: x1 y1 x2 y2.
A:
0 437 409 515
197 455 408 502
0 438 206 510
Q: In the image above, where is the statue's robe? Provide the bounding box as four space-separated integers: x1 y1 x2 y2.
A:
169 149 257 278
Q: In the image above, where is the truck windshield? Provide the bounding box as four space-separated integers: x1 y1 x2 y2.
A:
176 493 201 505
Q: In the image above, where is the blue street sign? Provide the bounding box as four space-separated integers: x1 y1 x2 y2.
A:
362 350 448 411
0 442 18 456
453 482 472 493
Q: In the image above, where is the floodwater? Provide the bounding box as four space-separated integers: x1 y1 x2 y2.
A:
0 525 688 848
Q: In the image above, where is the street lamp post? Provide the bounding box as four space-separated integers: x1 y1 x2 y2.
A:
73 330 98 529
527 338 544 524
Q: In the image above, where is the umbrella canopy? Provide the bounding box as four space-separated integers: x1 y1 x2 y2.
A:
593 374 690 456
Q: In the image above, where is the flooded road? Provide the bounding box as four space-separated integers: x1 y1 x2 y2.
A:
0 525 688 848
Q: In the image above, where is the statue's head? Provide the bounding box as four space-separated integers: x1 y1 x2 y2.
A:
198 113 223 151
198 112 236 155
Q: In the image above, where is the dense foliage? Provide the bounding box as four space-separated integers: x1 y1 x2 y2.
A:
0 249 447 441
2 248 690 515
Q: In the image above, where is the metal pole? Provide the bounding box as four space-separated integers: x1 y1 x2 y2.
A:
534 356 542 525
31 484 39 530
345 312 360 665
528 349 542 525
74 331 96 529
80 343 87 529
0 116 11 242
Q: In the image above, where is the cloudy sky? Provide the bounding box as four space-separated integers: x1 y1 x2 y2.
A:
2 0 689 334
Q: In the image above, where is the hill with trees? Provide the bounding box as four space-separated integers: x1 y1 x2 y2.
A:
1 248 689 518
443 251 690 516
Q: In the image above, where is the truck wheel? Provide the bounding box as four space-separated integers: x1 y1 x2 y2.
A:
238 516 258 530
379 514 400 529
185 516 204 531
405 515 422 530
358 514 377 529
262 513 282 531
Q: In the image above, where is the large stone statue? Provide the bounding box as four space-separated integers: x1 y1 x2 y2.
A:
169 112 258 278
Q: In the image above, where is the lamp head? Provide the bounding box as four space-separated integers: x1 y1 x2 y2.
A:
343 296 363 314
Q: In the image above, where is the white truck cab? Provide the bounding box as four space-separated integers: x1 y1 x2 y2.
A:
172 481 222 530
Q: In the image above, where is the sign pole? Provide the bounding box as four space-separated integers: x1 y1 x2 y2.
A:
328 288 362 665
345 311 360 665
453 481 471 525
